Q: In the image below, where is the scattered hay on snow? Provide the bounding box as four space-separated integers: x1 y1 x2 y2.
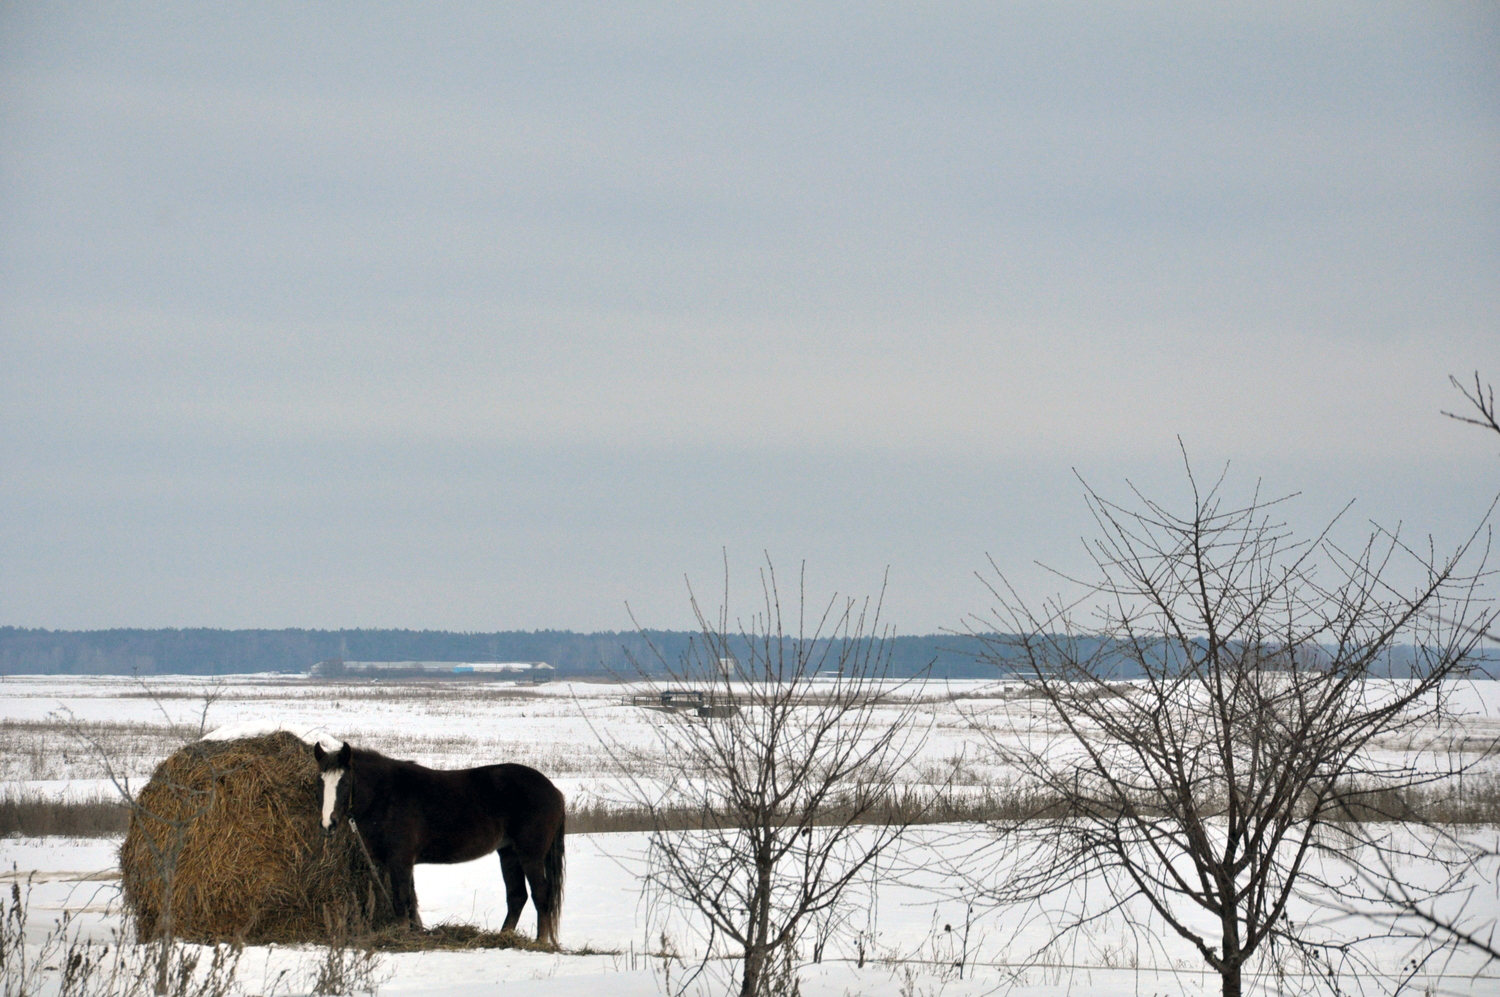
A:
119 732 397 944
362 924 566 953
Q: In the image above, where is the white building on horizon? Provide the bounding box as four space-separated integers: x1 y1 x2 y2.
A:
308 659 554 679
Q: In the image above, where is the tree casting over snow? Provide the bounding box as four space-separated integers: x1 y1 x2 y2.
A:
607 561 929 997
966 459 1496 997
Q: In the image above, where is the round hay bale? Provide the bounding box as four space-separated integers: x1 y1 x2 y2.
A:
120 732 397 944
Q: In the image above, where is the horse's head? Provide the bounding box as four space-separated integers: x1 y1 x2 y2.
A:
312 740 354 836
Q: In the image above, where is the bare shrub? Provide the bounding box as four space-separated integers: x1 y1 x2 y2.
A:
600 560 931 997
1 879 244 997
308 933 386 997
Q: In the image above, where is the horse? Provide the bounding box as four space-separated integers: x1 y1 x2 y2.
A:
312 740 566 946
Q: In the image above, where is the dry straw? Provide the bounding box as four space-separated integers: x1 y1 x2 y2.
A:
119 732 397 944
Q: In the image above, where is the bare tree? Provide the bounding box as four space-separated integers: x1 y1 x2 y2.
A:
1445 370 1500 649
1359 370 1500 961
964 459 1495 997
603 561 930 997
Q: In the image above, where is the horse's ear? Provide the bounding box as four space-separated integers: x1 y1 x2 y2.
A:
338 742 352 767
313 743 326 763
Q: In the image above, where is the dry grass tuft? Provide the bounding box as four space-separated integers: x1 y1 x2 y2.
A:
1 791 128 836
119 732 398 944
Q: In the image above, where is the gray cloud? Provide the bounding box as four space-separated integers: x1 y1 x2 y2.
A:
1 3 1496 631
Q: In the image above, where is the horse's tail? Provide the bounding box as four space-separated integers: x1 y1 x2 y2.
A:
540 809 566 945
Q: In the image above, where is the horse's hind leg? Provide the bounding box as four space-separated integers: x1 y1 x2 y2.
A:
521 857 556 947
498 847 529 934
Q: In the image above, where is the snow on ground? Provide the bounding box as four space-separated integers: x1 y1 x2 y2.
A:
6 828 1498 996
5 674 1500 994
8 673 1500 801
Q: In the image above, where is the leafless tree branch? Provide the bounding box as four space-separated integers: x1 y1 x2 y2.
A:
1444 372 1500 437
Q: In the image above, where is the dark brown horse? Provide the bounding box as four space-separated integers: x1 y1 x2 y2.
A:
312 741 565 945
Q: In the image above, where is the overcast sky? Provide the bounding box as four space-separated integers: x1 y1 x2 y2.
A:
1 3 1496 634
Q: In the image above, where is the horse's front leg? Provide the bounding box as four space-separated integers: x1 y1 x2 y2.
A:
497 846 528 934
390 860 422 929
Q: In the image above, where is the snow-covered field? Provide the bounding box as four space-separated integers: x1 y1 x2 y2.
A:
4 673 1500 995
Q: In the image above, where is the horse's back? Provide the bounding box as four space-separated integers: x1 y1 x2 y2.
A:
476 763 564 811
403 762 561 864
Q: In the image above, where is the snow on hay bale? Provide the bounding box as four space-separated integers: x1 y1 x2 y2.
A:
120 731 398 943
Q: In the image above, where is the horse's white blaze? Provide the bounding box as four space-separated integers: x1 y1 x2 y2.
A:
320 768 344 828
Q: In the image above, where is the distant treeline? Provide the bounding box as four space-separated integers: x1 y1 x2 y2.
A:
1 627 1490 680
0 627 999 679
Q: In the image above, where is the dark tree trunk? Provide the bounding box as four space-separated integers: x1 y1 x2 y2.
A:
738 836 775 996
740 945 768 997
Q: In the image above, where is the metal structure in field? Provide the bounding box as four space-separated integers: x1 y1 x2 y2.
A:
629 688 739 718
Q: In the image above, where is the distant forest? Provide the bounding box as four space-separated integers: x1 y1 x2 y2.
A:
0 627 1000 679
3 627 1489 680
